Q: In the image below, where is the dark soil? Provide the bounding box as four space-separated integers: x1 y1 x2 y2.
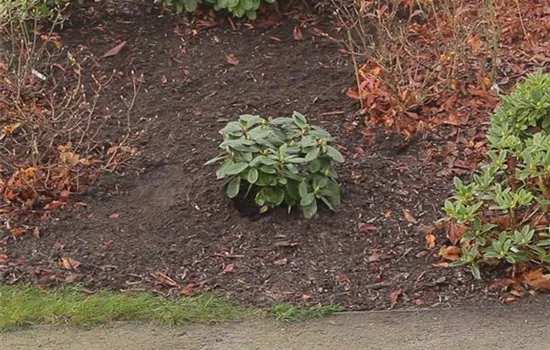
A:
2 3 546 310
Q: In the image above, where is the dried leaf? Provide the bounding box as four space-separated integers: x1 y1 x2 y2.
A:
403 210 418 224
389 288 402 309
274 258 287 265
103 41 127 58
523 269 543 281
180 283 198 296
222 263 235 274
425 233 436 248
11 227 26 237
527 277 550 291
335 274 350 283
439 245 461 261
153 271 179 287
109 213 120 219
225 54 239 66
446 221 468 245
367 251 381 262
358 223 378 232
293 26 304 40
500 295 517 304
488 278 515 291
60 257 80 270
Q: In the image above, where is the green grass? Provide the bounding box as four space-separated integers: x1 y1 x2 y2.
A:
0 285 259 331
0 285 342 331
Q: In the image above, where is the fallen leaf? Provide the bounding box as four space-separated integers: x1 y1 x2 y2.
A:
274 258 287 265
367 251 381 262
527 277 550 291
109 213 120 219
523 269 543 281
222 263 235 274
335 274 350 283
425 233 436 248
389 288 402 309
103 41 127 58
44 200 65 210
384 209 393 218
153 271 179 287
446 221 468 245
500 295 517 304
11 227 26 237
293 25 304 40
60 257 80 270
488 278 515 291
358 222 378 232
180 283 198 296
403 210 418 224
225 53 239 66
439 246 461 261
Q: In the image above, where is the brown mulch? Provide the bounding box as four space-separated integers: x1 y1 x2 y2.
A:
1 2 547 310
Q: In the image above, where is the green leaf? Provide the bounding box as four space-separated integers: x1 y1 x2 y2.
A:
309 159 321 173
227 177 240 198
264 187 285 205
183 0 198 11
216 161 234 179
298 182 308 198
286 157 307 164
319 196 335 210
292 111 308 127
326 146 344 163
300 193 315 207
247 168 259 184
225 162 249 175
255 189 266 206
305 147 320 162
470 264 481 280
302 200 318 219
245 10 257 19
205 154 227 165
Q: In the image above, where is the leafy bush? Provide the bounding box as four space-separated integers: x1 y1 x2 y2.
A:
0 0 74 21
154 0 275 19
206 112 344 219
443 71 550 278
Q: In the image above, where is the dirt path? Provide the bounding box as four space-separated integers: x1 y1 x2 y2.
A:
3 306 549 350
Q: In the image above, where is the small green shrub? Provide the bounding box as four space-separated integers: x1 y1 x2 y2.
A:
154 0 275 19
0 0 74 22
443 71 550 278
206 112 343 219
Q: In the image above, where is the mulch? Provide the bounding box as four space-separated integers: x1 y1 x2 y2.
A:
1 1 547 310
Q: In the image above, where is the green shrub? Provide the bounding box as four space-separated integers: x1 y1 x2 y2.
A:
0 0 74 21
443 71 550 278
154 0 275 19
206 112 343 219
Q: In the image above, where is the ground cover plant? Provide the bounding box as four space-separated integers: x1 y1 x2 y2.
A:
442 72 550 294
207 112 343 218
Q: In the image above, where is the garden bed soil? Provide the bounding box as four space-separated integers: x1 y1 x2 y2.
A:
1 3 546 310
